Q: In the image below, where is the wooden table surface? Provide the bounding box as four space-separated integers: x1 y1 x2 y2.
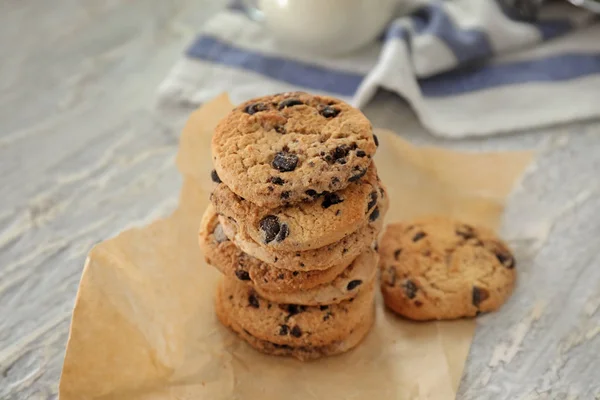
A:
1 1 599 399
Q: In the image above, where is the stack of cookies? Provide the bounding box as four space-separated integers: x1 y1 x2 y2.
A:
199 92 387 360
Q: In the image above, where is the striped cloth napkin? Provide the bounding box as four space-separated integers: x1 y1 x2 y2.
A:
158 0 600 138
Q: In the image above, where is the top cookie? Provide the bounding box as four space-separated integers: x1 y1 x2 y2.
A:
212 92 377 208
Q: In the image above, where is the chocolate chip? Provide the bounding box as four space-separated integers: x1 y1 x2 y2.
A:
374 242 379 251
348 168 367 182
275 125 286 134
279 325 289 335
495 249 515 269
280 191 290 200
356 150 366 157
342 248 348 254
275 223 289 242
210 169 221 183
244 102 268 115
213 224 228 243
277 273 284 279
472 286 490 307
369 207 380 222
272 152 298 172
319 305 329 310
347 280 363 291
336 158 347 165
299 263 305 268
290 325 302 337
267 186 274 192
271 342 293 350
320 106 340 118
367 191 378 211
331 176 341 186
270 176 285 185
281 304 307 316
248 292 260 308
402 280 418 299
235 270 250 281
456 225 475 240
278 98 303 109
331 145 350 161
259 215 282 243
379 187 385 198
305 189 318 197
394 249 402 259
373 134 379 147
323 313 331 321
292 271 299 276
322 192 343 209
412 232 426 242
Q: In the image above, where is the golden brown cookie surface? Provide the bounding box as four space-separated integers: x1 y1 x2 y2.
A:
217 185 388 271
200 206 378 305
215 277 376 351
211 167 382 251
211 92 377 208
379 217 516 320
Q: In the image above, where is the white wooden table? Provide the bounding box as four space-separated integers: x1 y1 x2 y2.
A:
1 1 599 399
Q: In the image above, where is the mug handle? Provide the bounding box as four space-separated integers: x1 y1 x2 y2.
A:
234 0 265 22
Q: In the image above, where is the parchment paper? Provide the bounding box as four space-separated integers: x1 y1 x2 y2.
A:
59 94 533 400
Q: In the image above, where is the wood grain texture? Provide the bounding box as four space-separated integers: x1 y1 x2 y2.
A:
0 1 598 399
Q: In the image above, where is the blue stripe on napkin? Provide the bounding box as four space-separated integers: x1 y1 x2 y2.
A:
186 35 600 98
186 36 363 96
536 19 574 40
420 52 600 97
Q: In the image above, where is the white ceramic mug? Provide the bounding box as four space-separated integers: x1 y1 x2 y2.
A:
242 0 398 56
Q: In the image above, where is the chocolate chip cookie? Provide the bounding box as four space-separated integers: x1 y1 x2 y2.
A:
218 186 388 271
200 205 353 291
251 249 377 305
211 167 382 251
214 276 376 360
212 92 377 208
200 208 378 304
222 309 374 361
379 217 516 320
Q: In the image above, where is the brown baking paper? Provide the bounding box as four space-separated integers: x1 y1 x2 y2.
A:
59 94 533 400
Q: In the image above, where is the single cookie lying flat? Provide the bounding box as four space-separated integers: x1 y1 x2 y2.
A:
200 206 378 305
211 167 382 251
211 92 377 208
215 277 375 360
379 217 516 320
